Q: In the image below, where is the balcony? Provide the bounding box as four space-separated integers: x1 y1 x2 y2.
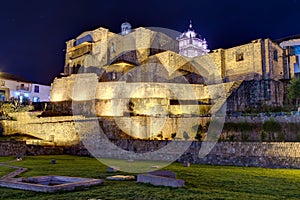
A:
70 43 92 59
16 86 29 91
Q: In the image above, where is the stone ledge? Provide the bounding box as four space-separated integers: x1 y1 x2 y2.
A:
137 174 184 188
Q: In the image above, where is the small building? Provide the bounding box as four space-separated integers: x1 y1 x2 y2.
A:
0 72 50 103
276 34 300 78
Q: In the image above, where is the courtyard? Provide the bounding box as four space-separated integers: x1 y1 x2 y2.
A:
0 155 299 200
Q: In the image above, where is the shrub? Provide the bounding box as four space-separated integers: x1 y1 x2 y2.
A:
241 133 249 142
157 133 163 140
171 133 177 139
262 118 281 133
195 132 203 141
223 122 238 131
238 121 252 132
278 132 285 142
261 130 267 141
296 133 300 142
228 134 236 142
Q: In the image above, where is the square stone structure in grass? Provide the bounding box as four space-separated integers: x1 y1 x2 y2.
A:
137 174 185 188
0 175 104 192
147 170 176 179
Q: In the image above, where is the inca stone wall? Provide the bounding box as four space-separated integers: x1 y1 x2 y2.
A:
1 112 211 145
2 112 300 146
2 140 299 169
226 79 286 112
2 113 82 146
0 141 64 156
179 142 300 168
72 140 300 168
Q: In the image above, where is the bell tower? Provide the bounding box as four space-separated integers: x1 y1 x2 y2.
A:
177 20 209 57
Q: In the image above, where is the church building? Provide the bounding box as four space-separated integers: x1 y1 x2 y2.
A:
51 20 298 115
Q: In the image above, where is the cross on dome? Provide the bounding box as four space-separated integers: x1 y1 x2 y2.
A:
189 20 193 29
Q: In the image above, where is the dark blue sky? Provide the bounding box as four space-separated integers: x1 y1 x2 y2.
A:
1 0 300 85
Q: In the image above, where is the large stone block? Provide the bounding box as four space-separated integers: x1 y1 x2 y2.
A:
147 170 176 178
137 174 184 187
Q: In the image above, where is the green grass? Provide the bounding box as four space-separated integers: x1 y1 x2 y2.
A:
0 156 15 163
0 155 300 200
0 166 15 177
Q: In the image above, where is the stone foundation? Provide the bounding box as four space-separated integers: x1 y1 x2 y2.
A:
1 141 300 169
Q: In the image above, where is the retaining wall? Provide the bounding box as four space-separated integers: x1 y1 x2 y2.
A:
1 140 300 168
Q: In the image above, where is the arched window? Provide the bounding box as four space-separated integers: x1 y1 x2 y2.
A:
111 43 116 53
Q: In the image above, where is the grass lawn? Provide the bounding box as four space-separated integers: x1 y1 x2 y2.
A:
0 155 299 200
0 166 15 177
0 156 17 163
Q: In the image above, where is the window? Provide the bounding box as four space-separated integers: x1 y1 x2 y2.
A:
33 96 40 102
274 50 278 61
34 85 39 93
112 72 116 80
111 43 115 53
236 52 244 61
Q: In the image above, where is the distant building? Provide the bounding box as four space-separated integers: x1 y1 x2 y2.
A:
276 34 300 78
0 72 50 103
177 20 209 57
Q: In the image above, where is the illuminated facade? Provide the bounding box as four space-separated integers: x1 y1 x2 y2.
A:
177 21 209 57
277 35 300 78
52 21 297 115
0 72 50 102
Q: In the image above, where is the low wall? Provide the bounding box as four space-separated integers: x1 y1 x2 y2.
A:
92 140 300 168
1 140 300 168
0 141 64 156
179 142 300 168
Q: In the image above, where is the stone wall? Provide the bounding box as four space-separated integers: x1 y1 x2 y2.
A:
226 79 286 112
1 140 300 168
179 142 300 168
220 115 300 142
2 112 300 146
1 112 211 145
73 140 300 168
0 141 64 156
2 112 82 146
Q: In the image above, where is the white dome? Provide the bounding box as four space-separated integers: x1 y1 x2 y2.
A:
121 22 131 29
121 21 132 35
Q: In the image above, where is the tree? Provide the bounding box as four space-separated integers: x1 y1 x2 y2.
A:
171 133 177 140
288 77 300 108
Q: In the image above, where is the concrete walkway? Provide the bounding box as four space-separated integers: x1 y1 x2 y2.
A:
0 159 28 180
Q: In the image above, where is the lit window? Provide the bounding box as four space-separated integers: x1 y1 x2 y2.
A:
112 72 116 80
33 96 40 102
19 96 23 103
111 43 115 53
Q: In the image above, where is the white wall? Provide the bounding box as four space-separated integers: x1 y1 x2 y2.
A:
0 78 50 102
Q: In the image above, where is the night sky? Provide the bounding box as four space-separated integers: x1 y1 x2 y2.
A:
1 0 300 85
